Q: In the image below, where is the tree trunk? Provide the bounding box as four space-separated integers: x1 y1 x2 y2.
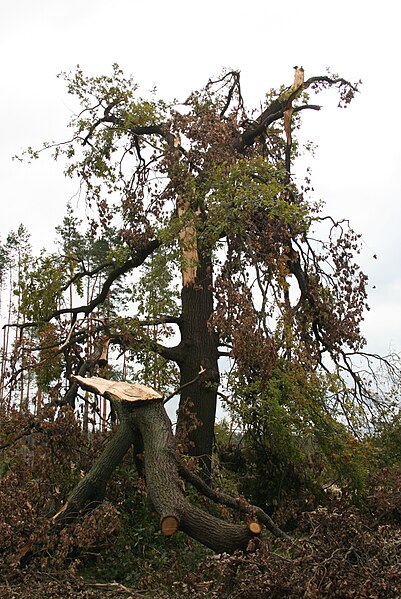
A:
55 378 263 553
129 397 258 552
176 254 220 480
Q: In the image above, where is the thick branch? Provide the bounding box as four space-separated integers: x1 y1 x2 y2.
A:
60 260 115 293
238 74 358 152
110 329 183 363
61 377 269 553
57 241 160 318
60 338 107 406
126 398 260 552
177 459 289 540
293 104 321 113
53 417 135 523
8 240 160 330
84 111 177 149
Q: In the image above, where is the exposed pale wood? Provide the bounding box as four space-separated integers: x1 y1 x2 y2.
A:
177 197 200 287
98 336 112 367
248 521 262 535
51 502 68 522
161 515 180 537
284 66 305 147
284 107 294 146
72 375 163 403
67 376 263 552
87 582 141 597
284 66 305 173
292 65 305 89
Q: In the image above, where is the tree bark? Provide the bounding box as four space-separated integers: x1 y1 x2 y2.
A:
176 254 220 480
130 398 258 552
177 459 290 540
55 378 263 553
53 416 135 523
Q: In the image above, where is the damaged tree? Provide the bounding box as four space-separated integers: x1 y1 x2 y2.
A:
54 375 283 553
6 65 387 554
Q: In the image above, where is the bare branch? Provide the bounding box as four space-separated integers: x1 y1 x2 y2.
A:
163 367 206 404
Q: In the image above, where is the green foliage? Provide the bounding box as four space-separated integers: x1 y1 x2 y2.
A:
55 203 129 269
88 489 209 589
18 251 67 322
203 156 308 234
0 238 8 285
35 324 64 390
55 64 171 211
134 247 179 320
4 64 388 537
370 412 401 467
130 247 180 391
0 406 211 594
220 362 377 514
2 395 401 596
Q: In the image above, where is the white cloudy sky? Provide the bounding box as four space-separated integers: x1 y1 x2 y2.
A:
1 0 400 357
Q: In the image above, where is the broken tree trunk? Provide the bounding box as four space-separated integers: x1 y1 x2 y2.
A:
55 376 265 553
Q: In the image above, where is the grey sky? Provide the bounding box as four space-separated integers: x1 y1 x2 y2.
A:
1 0 400 357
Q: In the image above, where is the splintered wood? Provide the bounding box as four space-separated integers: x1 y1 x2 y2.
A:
73 375 163 402
177 197 200 287
98 336 112 367
284 66 305 147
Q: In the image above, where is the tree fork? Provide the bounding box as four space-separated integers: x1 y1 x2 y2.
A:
124 390 257 552
59 377 270 553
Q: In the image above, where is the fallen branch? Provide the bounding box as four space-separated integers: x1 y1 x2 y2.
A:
177 459 290 540
163 366 206 404
86 581 142 597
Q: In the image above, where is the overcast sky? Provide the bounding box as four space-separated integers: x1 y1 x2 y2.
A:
1 0 400 358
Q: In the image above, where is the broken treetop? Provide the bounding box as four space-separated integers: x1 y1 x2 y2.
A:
73 375 163 403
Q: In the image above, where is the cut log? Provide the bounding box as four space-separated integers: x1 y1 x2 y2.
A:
161 515 180 537
248 521 262 535
177 459 290 539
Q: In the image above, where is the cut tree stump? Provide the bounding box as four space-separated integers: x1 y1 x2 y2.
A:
161 515 180 537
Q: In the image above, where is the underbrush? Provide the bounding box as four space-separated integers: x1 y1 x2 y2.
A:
1 406 401 597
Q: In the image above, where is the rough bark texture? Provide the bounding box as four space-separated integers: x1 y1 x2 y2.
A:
177 459 290 540
54 418 135 523
55 378 264 553
176 255 220 479
123 398 257 552
179 505 256 553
